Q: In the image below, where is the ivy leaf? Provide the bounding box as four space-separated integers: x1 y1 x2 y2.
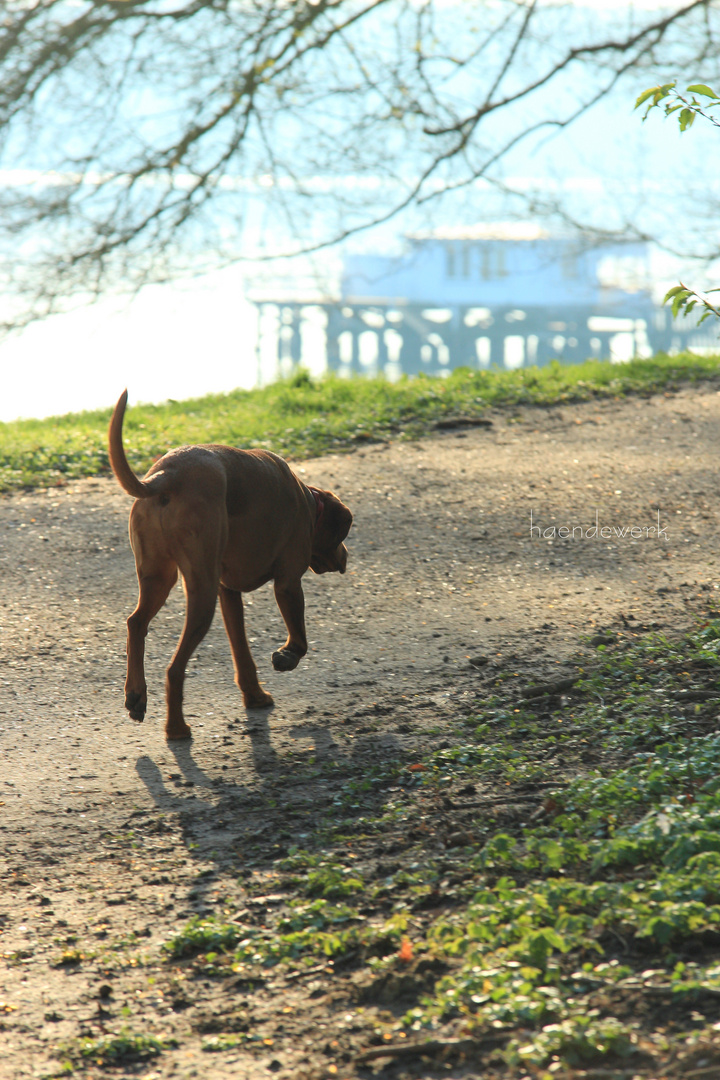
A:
538 839 564 870
646 916 676 945
523 927 568 970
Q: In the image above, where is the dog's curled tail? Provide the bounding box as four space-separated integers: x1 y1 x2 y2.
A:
109 390 152 499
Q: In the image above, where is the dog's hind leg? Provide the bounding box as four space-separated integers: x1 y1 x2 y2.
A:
271 579 308 672
156 484 229 739
164 567 219 740
126 561 178 722
219 584 274 709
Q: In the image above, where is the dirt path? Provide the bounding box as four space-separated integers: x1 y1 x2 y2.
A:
1 382 719 1079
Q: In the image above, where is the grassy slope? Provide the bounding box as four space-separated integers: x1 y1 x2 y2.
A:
1 352 720 493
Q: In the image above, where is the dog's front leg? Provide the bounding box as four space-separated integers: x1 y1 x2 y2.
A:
271 579 308 672
219 584 274 708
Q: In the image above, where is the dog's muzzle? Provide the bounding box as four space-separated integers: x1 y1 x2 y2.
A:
311 544 347 574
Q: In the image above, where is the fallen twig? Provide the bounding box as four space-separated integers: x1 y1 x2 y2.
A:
575 1071 639 1079
434 416 493 430
450 797 539 811
620 981 720 1000
673 689 720 701
519 677 578 699
283 963 329 982
355 1033 507 1064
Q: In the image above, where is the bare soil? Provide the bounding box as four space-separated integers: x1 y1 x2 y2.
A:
2 382 720 1080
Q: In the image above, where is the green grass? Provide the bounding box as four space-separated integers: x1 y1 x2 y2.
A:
46 614 720 1074
162 897 392 972
392 618 720 1068
162 917 242 959
156 616 720 1074
57 1029 178 1070
2 352 720 492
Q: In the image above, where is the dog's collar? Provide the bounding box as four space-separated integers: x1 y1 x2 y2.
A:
309 487 325 531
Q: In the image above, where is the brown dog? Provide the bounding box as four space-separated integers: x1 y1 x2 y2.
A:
108 390 352 740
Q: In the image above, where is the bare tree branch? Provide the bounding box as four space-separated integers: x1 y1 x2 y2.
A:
0 0 717 325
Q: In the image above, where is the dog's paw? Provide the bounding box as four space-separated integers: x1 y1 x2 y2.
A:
165 722 192 741
272 648 301 672
125 691 146 722
243 689 274 709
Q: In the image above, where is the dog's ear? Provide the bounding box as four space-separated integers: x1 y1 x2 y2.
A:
310 490 352 574
318 491 353 546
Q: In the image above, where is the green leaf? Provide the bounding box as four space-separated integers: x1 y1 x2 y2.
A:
670 291 693 317
687 84 718 98
522 927 568 969
636 82 675 117
538 839 564 870
679 108 696 132
647 916 676 945
635 86 661 108
670 295 689 317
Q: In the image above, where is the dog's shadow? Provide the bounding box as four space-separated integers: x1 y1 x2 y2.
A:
287 721 338 762
135 710 282 804
243 707 281 775
132 710 334 906
135 744 213 810
134 711 398 913
135 739 250 914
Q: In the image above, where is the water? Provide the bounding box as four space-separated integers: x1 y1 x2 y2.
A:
0 268 263 422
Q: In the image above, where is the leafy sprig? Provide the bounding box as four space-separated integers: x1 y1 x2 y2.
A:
636 81 720 327
664 283 720 324
635 81 720 130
